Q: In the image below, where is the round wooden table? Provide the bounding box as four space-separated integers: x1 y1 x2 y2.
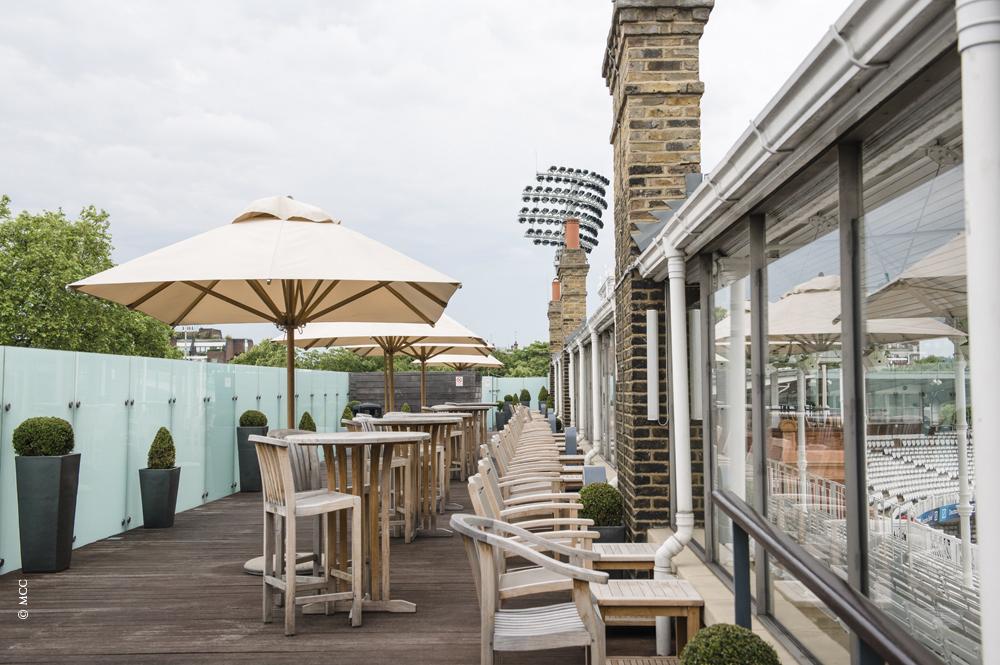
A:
286 430 429 615
434 403 495 477
370 415 464 538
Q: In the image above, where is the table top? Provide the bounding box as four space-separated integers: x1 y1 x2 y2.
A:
286 431 429 446
375 415 465 425
590 579 703 607
433 403 495 411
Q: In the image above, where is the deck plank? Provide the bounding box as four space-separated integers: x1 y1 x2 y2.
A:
0 483 658 664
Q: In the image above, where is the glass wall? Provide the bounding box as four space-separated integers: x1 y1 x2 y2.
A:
709 222 752 575
0 346 350 575
860 69 980 663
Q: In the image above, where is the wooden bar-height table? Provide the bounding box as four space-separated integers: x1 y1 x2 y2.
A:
432 403 495 477
285 431 429 616
371 414 464 538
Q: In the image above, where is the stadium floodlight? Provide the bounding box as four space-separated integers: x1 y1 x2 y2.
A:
516 165 609 254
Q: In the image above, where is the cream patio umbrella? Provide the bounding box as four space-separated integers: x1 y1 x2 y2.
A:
715 274 964 503
862 232 974 586
70 195 461 427
277 314 490 409
419 353 504 371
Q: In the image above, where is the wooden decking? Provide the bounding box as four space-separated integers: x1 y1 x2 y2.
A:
0 483 657 664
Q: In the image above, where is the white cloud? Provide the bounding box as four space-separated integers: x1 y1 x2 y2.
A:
2 0 851 347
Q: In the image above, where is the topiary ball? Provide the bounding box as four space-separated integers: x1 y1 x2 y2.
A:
681 624 780 665
147 427 176 469
12 417 74 456
579 482 624 527
519 388 531 402
298 411 317 432
341 404 355 422
401 403 412 413
239 410 267 428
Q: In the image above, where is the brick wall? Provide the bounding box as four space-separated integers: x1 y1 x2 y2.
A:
603 0 711 541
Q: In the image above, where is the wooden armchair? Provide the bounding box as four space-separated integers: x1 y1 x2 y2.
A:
451 513 608 665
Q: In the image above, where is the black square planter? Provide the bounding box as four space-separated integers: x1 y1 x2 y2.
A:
139 467 181 528
236 425 268 492
15 453 81 573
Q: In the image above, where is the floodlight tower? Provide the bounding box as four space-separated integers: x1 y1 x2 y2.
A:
517 166 609 260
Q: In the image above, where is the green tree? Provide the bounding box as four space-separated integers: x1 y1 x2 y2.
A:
0 196 180 358
486 340 549 377
231 339 288 367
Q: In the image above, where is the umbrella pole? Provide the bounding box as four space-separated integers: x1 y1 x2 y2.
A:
954 339 973 587
387 351 395 412
286 326 295 430
420 364 426 409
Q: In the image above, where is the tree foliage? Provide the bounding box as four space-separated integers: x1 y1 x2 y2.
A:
232 341 421 372
485 340 549 377
0 196 181 358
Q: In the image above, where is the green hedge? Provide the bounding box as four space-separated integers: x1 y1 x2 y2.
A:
681 624 780 665
579 482 623 527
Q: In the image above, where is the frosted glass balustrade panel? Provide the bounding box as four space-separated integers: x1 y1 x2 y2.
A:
205 363 236 500
170 360 207 511
0 347 77 573
293 369 314 429
257 367 283 429
127 357 173 527
73 352 130 545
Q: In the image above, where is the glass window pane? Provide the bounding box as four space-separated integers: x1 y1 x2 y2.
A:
861 70 979 663
769 558 849 664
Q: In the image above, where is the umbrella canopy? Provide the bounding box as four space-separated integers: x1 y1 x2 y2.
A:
864 232 966 320
277 314 490 409
420 354 504 370
716 274 964 355
70 195 461 427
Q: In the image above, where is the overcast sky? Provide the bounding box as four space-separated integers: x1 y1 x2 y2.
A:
1 0 848 347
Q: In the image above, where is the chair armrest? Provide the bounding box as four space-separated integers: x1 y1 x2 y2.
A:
500 502 583 519
503 492 580 506
510 517 594 530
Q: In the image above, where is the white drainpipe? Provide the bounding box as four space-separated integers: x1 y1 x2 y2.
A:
655 251 694 656
958 0 1000 657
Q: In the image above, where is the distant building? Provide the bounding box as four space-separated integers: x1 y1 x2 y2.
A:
171 327 253 363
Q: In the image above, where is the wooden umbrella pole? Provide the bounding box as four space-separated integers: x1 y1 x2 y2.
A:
386 350 395 411
420 363 426 409
286 324 295 430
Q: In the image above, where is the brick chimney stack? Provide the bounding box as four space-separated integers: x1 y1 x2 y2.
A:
564 218 581 250
603 0 712 540
556 219 590 419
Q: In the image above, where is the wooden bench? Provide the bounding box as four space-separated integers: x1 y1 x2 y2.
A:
591 579 703 653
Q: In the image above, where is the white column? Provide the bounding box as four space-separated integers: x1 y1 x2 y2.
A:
568 347 576 427
577 340 586 437
797 366 808 504
554 356 561 417
726 278 747 501
590 328 601 450
953 340 973 587
958 2 999 654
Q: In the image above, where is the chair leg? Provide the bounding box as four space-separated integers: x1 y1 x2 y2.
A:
276 516 286 609
262 511 274 624
351 499 363 627
284 515 297 636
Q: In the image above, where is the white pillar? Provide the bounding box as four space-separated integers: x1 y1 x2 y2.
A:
654 254 694 655
579 343 584 427
590 328 602 451
797 366 808 504
554 356 562 417
726 278 747 501
953 340 973 587
568 347 576 427
958 2 999 655
820 363 828 412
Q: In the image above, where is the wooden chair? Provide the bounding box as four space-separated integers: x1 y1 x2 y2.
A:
252 434 363 635
452 513 609 665
349 415 416 541
267 428 324 575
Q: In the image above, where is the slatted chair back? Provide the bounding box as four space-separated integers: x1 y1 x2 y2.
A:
451 513 607 661
267 428 322 491
251 435 297 510
468 474 500 520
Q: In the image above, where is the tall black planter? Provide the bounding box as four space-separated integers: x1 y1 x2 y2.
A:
236 425 268 492
15 453 80 573
139 467 181 528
